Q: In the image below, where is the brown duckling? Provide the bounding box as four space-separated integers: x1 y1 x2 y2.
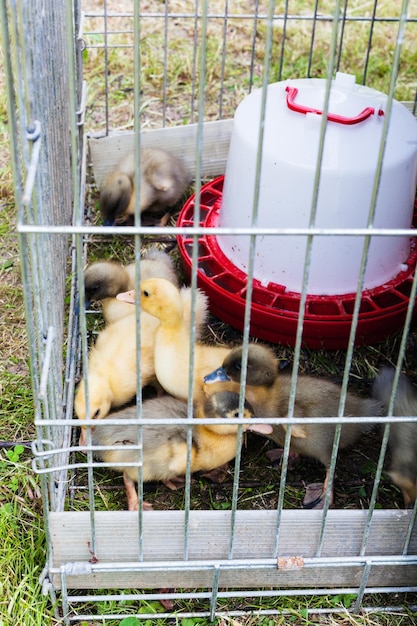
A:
100 147 190 226
75 285 209 444
117 278 232 403
373 367 417 507
203 344 383 509
84 248 178 324
91 391 272 510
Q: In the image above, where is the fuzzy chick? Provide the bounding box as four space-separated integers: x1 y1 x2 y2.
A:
373 366 417 507
100 147 190 226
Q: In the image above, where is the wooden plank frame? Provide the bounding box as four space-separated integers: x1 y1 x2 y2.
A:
50 510 417 590
89 120 233 189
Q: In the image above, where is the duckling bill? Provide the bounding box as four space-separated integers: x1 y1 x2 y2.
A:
100 147 190 226
91 391 272 510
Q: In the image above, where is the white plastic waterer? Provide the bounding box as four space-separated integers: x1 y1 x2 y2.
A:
218 73 417 295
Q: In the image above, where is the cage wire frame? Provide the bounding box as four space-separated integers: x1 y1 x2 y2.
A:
2 0 417 622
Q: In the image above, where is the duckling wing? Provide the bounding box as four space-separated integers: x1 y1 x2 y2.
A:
140 148 189 212
142 424 192 480
141 396 192 480
92 397 192 482
94 421 191 483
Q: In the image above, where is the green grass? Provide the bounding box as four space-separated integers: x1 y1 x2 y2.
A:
0 447 56 625
0 372 35 440
0 37 52 626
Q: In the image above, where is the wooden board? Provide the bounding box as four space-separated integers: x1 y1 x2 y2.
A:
89 120 233 188
49 509 417 590
88 103 416 189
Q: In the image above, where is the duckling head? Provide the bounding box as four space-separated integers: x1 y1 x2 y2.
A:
100 172 133 226
204 344 278 388
84 262 130 307
199 390 273 436
140 277 183 324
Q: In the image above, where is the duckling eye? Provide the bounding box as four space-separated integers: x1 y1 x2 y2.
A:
143 290 150 298
233 411 240 418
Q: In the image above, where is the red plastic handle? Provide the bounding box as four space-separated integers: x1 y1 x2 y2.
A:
285 86 384 125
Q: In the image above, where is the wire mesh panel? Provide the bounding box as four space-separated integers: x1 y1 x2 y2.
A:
2 0 417 622
1 0 83 516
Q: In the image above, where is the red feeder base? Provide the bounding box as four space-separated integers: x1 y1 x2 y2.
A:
176 176 417 349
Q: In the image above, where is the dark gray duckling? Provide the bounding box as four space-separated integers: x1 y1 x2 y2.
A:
373 366 417 507
100 147 190 226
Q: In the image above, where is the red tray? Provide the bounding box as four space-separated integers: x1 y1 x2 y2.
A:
177 176 417 349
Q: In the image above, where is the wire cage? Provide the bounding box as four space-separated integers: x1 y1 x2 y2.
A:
2 0 417 622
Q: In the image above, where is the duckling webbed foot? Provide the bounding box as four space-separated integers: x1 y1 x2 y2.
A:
123 473 153 511
138 209 175 227
302 479 334 510
200 462 230 483
266 448 300 469
140 213 163 226
158 210 175 227
162 476 190 490
302 483 326 509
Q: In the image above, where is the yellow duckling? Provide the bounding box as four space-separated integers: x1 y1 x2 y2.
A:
203 343 383 509
100 147 190 226
84 248 178 324
91 390 272 510
117 278 231 403
373 367 417 507
75 285 209 444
